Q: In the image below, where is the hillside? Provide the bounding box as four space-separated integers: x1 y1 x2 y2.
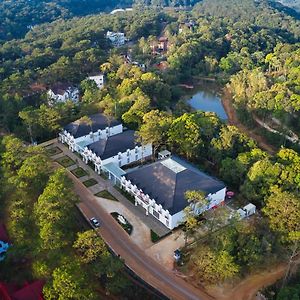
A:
0 0 132 42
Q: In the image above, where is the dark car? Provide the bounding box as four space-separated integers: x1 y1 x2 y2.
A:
90 217 100 228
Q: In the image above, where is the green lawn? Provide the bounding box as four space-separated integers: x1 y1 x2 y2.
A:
95 190 118 202
71 167 88 178
55 155 75 167
46 146 63 156
150 229 161 243
111 212 133 235
83 178 97 187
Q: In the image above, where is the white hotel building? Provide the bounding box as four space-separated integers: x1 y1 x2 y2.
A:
120 156 226 229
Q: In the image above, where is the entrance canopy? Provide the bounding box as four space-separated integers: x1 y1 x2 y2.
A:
102 162 126 180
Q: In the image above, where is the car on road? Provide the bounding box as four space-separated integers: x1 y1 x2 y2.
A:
90 217 100 228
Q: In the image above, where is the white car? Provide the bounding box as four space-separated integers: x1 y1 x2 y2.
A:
90 217 100 228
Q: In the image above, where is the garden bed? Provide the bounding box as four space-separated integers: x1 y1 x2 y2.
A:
150 229 161 243
95 190 118 202
83 178 97 187
46 146 62 156
111 212 132 235
55 155 75 167
71 167 88 178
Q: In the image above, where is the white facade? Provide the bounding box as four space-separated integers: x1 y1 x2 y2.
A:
88 74 104 89
59 124 123 152
106 31 125 47
82 143 152 174
47 87 79 104
120 177 226 229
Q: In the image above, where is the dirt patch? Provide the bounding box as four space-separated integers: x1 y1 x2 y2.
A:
207 258 300 300
222 88 277 155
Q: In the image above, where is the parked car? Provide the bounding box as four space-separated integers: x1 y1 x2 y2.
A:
90 217 100 228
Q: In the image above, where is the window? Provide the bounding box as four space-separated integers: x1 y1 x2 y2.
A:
153 210 159 219
127 150 130 157
127 157 130 164
135 147 138 153
135 154 138 161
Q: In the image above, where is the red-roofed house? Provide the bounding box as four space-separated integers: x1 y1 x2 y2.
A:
0 281 44 300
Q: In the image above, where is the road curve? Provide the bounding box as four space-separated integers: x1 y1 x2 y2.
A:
69 173 214 300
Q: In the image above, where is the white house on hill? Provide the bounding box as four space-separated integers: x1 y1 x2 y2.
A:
59 113 123 152
87 74 104 90
81 130 152 177
47 83 79 104
106 31 125 47
120 156 226 229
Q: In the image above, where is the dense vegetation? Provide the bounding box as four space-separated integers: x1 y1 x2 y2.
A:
0 136 159 299
0 0 300 298
0 0 133 42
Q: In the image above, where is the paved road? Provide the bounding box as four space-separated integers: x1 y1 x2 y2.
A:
68 173 214 300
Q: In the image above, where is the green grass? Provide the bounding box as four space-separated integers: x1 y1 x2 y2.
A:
46 146 63 156
150 229 161 243
71 167 88 178
83 178 97 187
55 155 76 167
95 190 119 201
111 212 133 235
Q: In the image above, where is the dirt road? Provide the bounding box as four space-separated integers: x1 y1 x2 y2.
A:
222 88 277 155
68 172 214 300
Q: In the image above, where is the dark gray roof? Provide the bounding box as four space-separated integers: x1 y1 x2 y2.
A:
50 82 72 95
124 156 225 215
64 113 121 138
87 130 139 160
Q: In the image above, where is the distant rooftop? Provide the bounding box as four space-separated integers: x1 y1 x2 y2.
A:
49 82 73 95
64 113 121 138
87 130 139 160
125 156 225 215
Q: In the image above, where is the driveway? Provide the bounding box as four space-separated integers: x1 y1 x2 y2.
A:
94 195 152 249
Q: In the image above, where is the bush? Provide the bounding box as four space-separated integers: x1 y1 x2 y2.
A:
150 230 161 243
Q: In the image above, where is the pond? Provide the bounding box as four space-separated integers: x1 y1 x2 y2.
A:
187 87 228 120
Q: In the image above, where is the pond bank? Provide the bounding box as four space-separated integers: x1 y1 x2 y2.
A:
222 88 277 155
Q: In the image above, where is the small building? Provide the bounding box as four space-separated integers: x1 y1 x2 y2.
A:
121 156 226 229
47 83 79 104
110 8 133 14
82 130 152 175
106 31 126 47
87 74 104 89
59 113 123 152
158 37 168 52
158 150 171 160
237 203 256 219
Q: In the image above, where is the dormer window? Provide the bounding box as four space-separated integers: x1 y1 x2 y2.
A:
127 150 130 157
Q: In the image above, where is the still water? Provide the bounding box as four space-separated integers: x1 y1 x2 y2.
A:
187 89 228 120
